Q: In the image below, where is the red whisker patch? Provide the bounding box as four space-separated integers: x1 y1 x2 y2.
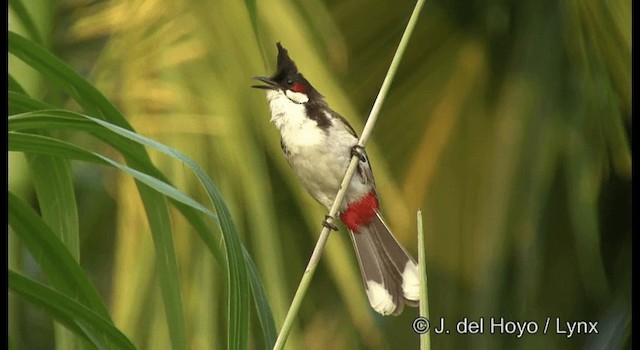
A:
291 82 306 93
340 192 379 233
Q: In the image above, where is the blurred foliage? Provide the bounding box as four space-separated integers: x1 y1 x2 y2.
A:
9 0 630 349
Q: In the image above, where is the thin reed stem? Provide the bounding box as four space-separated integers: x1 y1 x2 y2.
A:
418 210 431 350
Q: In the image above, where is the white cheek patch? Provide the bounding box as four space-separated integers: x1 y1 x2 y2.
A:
285 89 309 104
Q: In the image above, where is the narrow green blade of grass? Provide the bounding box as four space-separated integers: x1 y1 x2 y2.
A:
27 152 84 350
9 91 46 115
243 0 267 66
8 91 55 115
244 247 277 348
9 132 109 164
138 190 188 350
9 270 136 350
27 155 79 260
8 192 111 319
417 210 430 350
9 132 213 217
8 74 27 94
8 31 127 127
209 186 251 350
8 0 44 45
244 0 258 41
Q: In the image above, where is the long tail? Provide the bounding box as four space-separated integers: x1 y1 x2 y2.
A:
349 212 420 316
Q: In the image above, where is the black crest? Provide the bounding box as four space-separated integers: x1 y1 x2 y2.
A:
275 42 298 77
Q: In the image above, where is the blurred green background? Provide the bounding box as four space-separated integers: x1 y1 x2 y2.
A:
9 0 630 349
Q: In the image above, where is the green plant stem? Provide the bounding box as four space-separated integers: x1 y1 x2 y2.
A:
273 0 427 349
418 210 431 350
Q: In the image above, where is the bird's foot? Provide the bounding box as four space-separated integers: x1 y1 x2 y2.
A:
322 215 339 231
351 145 366 162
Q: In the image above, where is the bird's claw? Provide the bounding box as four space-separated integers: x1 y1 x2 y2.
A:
322 215 339 231
351 145 366 162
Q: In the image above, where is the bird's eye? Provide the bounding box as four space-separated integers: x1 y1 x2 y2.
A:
287 79 294 86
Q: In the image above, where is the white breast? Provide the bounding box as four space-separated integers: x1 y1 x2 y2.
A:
266 90 325 152
264 90 369 209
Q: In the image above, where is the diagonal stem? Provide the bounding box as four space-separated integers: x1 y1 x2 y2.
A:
273 0 427 348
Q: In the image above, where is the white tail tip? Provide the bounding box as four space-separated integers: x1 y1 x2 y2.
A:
366 280 397 316
402 261 420 301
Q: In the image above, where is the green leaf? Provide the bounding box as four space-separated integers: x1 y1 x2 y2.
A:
8 31 127 127
244 0 266 66
244 247 277 349
27 150 83 350
8 192 111 320
9 132 213 216
9 132 109 164
8 74 27 94
9 0 44 45
27 155 79 260
9 91 55 115
9 270 136 350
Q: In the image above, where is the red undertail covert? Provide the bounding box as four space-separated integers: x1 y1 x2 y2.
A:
340 192 379 232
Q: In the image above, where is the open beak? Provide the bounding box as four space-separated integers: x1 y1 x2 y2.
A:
251 76 279 90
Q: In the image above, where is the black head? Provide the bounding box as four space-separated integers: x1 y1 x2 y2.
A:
252 43 322 101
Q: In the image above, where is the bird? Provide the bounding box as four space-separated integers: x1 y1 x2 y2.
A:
252 42 419 315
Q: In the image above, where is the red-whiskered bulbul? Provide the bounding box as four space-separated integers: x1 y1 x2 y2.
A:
252 43 419 315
